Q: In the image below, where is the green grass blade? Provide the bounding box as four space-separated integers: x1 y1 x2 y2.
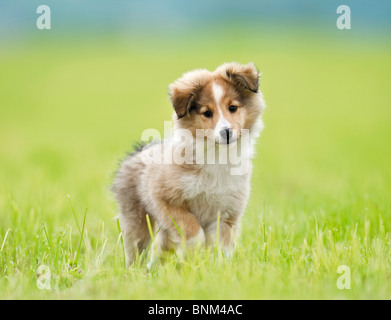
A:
0 228 12 253
67 194 81 235
164 207 184 240
75 208 87 264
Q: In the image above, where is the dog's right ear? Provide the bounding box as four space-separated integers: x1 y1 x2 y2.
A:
168 83 196 119
168 69 210 119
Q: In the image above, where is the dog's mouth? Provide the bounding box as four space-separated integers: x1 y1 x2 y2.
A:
197 133 239 145
215 137 238 145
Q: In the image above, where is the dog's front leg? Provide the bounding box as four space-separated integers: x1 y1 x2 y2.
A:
147 202 204 267
159 203 205 245
204 216 239 256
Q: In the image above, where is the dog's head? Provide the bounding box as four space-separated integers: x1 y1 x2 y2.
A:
169 62 266 144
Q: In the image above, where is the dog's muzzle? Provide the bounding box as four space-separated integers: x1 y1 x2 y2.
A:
219 127 233 144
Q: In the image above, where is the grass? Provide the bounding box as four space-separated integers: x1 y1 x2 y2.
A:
0 33 391 299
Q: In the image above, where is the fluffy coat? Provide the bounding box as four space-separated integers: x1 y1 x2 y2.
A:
112 62 266 266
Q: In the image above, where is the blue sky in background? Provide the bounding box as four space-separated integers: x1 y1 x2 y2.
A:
0 0 390 43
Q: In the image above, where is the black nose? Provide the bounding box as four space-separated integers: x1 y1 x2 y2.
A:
220 128 233 141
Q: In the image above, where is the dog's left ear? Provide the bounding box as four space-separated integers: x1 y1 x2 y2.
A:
169 69 209 119
221 62 260 93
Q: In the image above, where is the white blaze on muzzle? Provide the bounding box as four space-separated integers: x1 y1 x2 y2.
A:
212 82 236 144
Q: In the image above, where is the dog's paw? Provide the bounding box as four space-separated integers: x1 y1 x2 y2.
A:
146 258 155 271
222 244 234 258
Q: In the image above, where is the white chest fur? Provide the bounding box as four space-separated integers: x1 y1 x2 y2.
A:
180 163 251 225
181 164 245 197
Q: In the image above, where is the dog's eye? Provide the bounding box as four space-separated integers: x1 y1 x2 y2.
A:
203 110 213 118
229 105 238 113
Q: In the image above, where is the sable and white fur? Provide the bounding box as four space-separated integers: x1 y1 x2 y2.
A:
112 62 266 266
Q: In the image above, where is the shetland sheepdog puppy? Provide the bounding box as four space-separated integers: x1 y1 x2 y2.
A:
113 62 266 266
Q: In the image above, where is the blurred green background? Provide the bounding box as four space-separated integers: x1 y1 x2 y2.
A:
0 0 391 299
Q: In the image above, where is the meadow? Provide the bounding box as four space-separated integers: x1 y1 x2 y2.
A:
0 32 390 299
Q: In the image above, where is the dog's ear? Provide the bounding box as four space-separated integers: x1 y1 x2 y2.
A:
168 83 196 119
169 69 210 119
221 62 260 93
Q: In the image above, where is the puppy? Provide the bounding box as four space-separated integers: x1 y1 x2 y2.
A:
112 62 266 266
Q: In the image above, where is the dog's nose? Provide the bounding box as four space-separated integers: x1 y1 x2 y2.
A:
220 128 233 141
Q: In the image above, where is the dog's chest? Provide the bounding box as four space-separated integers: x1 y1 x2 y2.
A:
180 164 249 223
